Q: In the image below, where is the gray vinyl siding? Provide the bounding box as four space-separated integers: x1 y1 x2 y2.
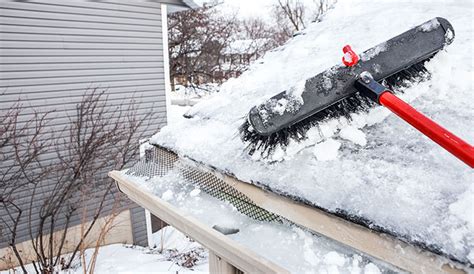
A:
0 0 175 248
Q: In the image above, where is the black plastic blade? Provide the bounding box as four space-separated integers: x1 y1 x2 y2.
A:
247 17 455 136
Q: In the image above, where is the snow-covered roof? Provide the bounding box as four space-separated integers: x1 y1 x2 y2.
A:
151 0 474 265
165 0 200 13
181 0 200 9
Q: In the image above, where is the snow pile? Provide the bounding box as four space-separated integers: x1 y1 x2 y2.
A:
151 0 473 264
313 139 341 161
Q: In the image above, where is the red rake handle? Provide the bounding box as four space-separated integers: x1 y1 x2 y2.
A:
379 92 474 168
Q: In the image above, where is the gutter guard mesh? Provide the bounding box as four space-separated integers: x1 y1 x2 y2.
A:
123 145 406 273
126 145 285 223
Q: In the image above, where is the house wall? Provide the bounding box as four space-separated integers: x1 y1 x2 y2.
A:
0 0 184 251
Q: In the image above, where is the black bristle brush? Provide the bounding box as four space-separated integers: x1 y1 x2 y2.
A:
240 17 464 161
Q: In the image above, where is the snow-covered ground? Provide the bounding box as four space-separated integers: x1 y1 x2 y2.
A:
151 0 474 267
1 227 208 274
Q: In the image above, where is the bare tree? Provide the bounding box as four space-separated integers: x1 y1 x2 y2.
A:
276 0 306 32
168 1 338 89
1 90 155 273
168 4 238 88
1 101 51 274
78 191 123 274
311 0 336 22
272 0 337 37
240 18 284 53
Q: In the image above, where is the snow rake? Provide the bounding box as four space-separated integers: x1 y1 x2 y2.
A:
241 17 474 167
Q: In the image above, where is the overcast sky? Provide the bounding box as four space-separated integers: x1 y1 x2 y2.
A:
220 0 275 19
193 0 325 23
194 0 276 21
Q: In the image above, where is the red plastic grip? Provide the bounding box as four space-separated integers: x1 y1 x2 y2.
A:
379 91 474 168
342 45 359 67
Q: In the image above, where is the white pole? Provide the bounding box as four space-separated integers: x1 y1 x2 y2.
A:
144 209 155 247
161 4 172 125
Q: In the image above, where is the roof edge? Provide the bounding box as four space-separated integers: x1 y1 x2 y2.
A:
181 0 200 9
